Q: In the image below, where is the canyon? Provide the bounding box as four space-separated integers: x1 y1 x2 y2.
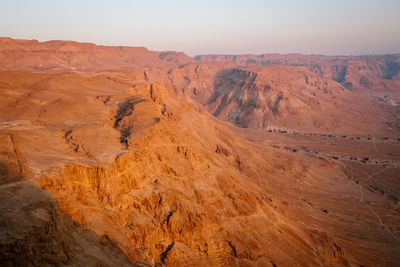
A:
0 38 399 266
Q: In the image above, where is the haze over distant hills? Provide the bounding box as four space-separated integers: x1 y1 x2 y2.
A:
1 37 399 266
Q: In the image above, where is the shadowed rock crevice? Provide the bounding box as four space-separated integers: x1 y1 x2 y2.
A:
228 241 237 257
382 55 400 79
272 92 283 115
207 68 259 127
114 97 145 148
331 64 348 84
114 97 145 128
64 129 91 155
215 144 230 156
160 241 175 264
163 210 175 226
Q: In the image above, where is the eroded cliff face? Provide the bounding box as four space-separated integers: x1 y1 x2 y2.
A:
139 64 396 134
0 163 135 266
194 54 400 119
195 53 400 91
37 84 353 266
204 66 352 131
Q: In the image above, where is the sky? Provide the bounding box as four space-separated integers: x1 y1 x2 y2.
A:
0 0 399 56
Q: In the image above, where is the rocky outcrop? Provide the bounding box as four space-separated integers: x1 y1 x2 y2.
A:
190 65 392 134
158 51 195 64
0 162 135 266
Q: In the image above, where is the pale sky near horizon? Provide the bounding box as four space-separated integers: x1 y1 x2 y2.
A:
0 0 399 56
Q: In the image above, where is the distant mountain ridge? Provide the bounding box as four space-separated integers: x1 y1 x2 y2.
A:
0 37 194 71
195 53 400 91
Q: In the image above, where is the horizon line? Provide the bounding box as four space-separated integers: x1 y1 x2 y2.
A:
2 36 400 58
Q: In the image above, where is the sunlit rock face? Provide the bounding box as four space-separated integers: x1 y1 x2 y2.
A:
0 38 399 266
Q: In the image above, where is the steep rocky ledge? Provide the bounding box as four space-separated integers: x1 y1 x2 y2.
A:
0 163 135 266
